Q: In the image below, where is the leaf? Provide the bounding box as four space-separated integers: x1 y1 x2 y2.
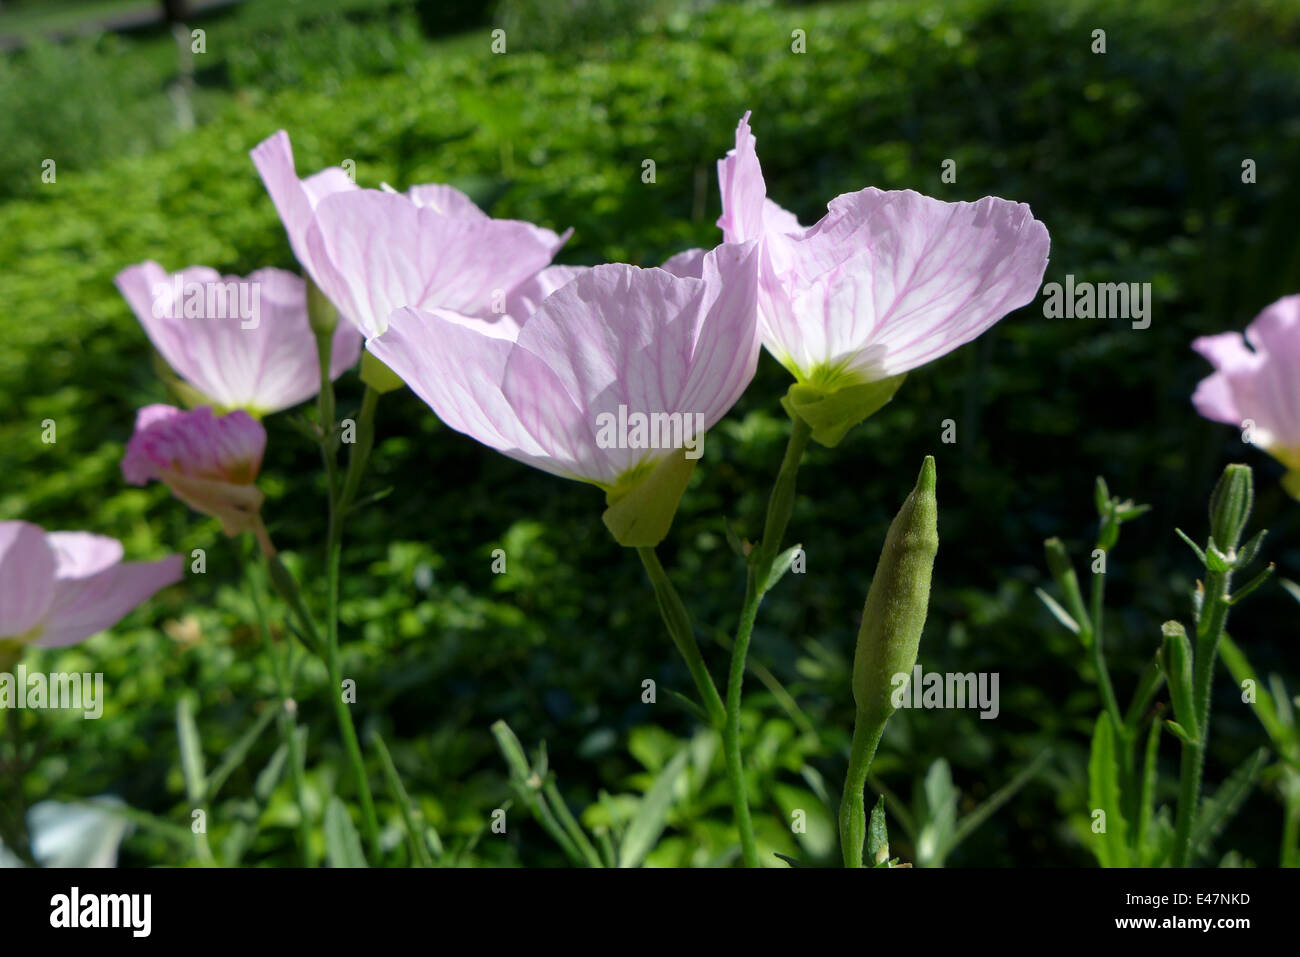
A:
1218 635 1291 748
763 544 803 593
1280 578 1300 606
867 796 890 866
617 744 690 868
323 797 368 868
1190 748 1267 859
1094 476 1111 517
915 758 959 867
254 741 290 805
371 729 437 867
175 695 206 805
1035 586 1080 634
1088 712 1129 867
204 703 278 803
1165 720 1197 746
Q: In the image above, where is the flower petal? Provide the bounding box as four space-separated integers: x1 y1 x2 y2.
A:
0 521 56 639
773 189 1050 379
250 130 356 286
312 189 570 337
36 554 184 648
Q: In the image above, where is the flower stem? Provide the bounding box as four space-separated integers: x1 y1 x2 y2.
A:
725 414 813 868
1172 567 1232 867
839 708 888 867
323 488 381 858
246 549 313 866
635 546 725 727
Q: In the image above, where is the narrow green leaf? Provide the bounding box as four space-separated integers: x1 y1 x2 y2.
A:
1088 713 1129 867
1280 578 1300 606
323 796 368 868
371 730 437 867
1165 720 1197 746
866 796 890 866
1219 635 1290 747
763 543 803 593
205 703 278 803
916 758 958 867
1190 748 1267 859
1035 586 1080 634
618 745 690 868
1174 528 1207 566
1137 717 1161 861
175 695 206 805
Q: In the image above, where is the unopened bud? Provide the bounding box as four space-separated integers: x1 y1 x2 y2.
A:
851 457 939 724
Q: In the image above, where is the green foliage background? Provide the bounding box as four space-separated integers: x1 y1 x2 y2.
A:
1 0 1298 866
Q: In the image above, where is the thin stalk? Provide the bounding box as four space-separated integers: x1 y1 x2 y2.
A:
839 709 887 868
246 553 313 866
635 547 725 727
323 518 380 857
1089 566 1125 741
255 518 379 859
314 328 382 858
542 779 603 868
724 415 813 868
1172 568 1232 867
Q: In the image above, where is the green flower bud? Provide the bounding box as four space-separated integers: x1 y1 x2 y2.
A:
851 456 939 724
1159 621 1197 738
306 278 340 338
1208 463 1253 555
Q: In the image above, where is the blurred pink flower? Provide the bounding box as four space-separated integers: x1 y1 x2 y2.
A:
115 262 361 415
251 130 571 338
717 112 1050 389
1193 294 1300 497
0 521 181 650
368 243 759 545
122 405 267 535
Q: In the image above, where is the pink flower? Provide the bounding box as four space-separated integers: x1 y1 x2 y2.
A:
115 262 361 415
367 243 760 545
718 112 1050 443
1193 295 1300 497
122 405 267 535
0 521 182 650
251 130 571 338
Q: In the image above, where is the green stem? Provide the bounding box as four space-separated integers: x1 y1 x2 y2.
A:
340 386 379 512
839 708 887 867
1172 568 1232 867
542 779 604 868
635 547 725 727
724 414 813 869
247 554 313 867
313 330 382 858
323 519 380 857
371 731 435 868
1089 565 1125 742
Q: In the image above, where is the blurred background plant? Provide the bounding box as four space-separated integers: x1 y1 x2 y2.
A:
1 0 1298 866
